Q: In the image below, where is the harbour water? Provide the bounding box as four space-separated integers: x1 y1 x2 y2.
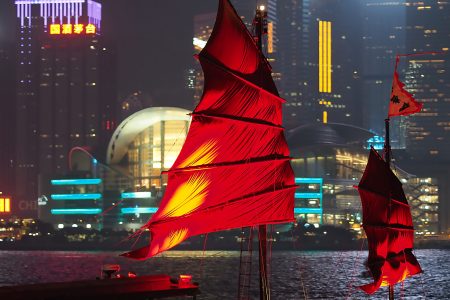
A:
0 249 448 299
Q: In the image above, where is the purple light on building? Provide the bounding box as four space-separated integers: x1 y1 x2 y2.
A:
15 0 101 29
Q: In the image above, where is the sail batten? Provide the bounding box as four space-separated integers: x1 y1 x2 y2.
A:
123 0 295 260
165 155 291 174
150 185 297 226
358 149 422 294
197 54 285 103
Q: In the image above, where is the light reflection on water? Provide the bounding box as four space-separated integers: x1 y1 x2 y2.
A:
0 250 448 299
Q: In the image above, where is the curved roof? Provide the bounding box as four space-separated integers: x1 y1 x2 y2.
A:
287 122 375 151
107 107 191 164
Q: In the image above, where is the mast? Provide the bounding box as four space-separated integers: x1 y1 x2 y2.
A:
255 5 270 300
384 119 394 300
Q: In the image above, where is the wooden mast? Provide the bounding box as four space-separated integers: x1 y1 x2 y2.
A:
384 118 394 300
255 5 270 300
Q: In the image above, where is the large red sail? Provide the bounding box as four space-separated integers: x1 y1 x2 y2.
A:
123 0 295 260
357 149 422 294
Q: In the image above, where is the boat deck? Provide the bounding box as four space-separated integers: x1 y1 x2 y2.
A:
0 274 200 299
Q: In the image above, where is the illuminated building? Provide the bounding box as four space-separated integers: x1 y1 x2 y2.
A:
0 45 15 196
39 107 191 230
360 0 407 146
402 1 450 162
399 0 450 233
276 0 362 128
404 177 439 235
288 123 440 234
14 0 117 216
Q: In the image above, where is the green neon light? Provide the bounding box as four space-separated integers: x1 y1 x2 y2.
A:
121 192 152 199
51 208 102 215
121 207 158 214
51 179 102 185
51 193 102 200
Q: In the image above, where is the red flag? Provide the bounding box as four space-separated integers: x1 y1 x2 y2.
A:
388 56 423 117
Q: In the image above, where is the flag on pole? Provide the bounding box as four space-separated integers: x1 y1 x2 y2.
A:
388 56 423 117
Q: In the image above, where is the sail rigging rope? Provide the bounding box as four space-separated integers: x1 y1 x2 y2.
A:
290 228 308 299
199 233 209 281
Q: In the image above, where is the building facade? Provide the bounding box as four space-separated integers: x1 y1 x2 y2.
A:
14 0 117 217
39 107 191 230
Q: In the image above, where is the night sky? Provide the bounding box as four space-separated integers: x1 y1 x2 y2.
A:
0 0 218 109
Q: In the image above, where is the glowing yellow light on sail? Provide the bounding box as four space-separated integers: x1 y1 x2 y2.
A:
178 140 219 168
160 174 210 217
161 228 189 252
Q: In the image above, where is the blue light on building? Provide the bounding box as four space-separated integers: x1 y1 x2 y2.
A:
121 207 158 214
51 178 102 185
51 193 102 200
121 192 152 199
51 208 102 215
294 177 323 223
366 135 385 150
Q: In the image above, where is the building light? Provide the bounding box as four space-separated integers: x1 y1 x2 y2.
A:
50 24 61 35
121 192 152 199
121 207 158 214
51 209 102 215
267 22 274 53
74 24 84 34
86 24 96 34
51 179 102 185
319 21 332 93
62 24 73 34
51 193 102 200
323 111 328 124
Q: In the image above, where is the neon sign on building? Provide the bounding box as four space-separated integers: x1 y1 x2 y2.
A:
50 23 97 35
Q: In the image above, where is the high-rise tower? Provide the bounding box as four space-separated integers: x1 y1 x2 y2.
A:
15 0 116 216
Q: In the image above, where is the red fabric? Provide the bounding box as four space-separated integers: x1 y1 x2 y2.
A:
358 149 422 294
123 0 294 260
388 56 423 117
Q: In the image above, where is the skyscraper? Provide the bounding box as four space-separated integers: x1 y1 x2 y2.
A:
360 0 407 146
402 0 450 233
403 1 450 163
15 0 116 216
0 44 15 197
276 0 363 128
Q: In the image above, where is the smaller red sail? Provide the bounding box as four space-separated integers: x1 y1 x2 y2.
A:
357 149 422 294
388 56 423 117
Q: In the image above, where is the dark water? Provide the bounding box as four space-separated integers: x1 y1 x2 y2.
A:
0 249 448 299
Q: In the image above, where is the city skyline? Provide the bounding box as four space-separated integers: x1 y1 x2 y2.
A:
0 0 448 233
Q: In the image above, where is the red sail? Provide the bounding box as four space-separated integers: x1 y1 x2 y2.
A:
357 149 422 294
122 0 295 260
